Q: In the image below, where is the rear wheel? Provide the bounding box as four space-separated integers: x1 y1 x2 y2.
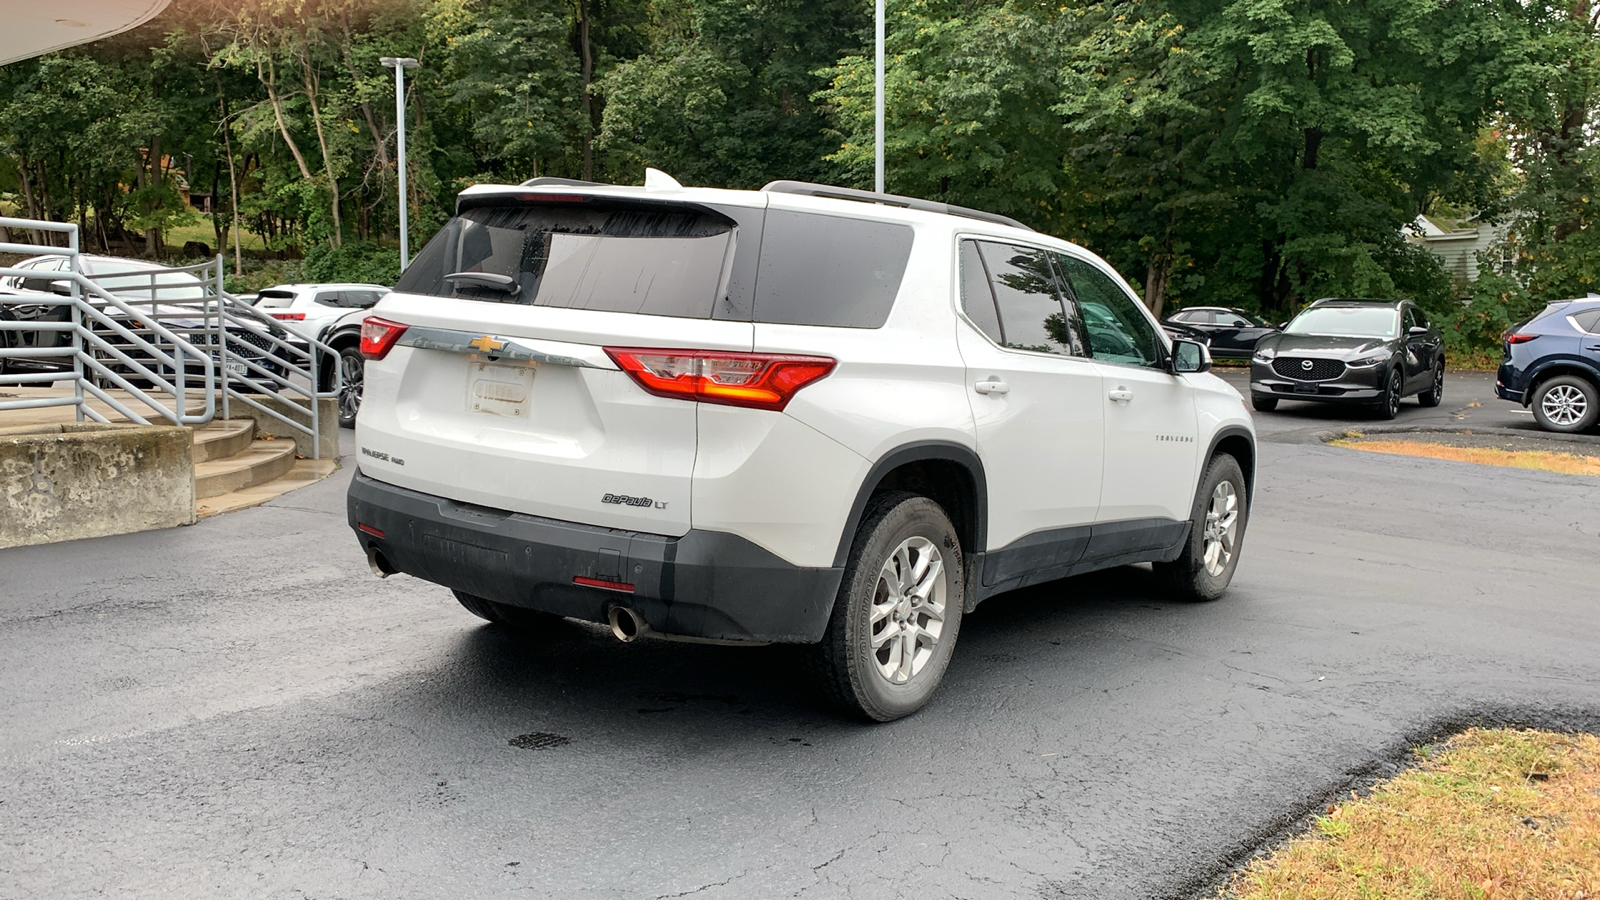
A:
336 346 364 428
1154 454 1248 602
1530 375 1599 434
1374 368 1403 420
452 590 563 631
810 491 964 722
1417 362 1445 408
1250 394 1278 412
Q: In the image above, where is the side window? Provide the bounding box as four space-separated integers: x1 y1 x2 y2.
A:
1571 309 1600 334
1219 313 1250 327
314 291 343 308
1182 309 1215 325
1055 255 1164 368
977 242 1077 356
1413 307 1430 329
345 291 381 309
754 211 913 328
958 240 1003 344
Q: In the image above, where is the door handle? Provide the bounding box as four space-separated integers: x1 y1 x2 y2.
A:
974 379 1009 395
1108 387 1133 403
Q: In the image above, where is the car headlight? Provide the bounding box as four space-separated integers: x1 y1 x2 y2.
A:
1252 347 1276 362
1347 354 1388 367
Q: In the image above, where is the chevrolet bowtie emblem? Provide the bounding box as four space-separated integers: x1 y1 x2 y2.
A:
469 335 506 353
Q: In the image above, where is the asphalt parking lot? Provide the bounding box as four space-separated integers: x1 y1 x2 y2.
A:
2 370 1598 899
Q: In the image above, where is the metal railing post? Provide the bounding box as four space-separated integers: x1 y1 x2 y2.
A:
66 225 85 422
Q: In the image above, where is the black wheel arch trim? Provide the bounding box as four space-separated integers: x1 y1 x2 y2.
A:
832 440 987 568
1203 425 1256 510
1522 359 1600 407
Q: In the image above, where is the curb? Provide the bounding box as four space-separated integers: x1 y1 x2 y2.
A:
1311 424 1600 446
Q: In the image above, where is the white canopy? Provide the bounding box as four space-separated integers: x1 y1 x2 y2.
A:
1 0 170 66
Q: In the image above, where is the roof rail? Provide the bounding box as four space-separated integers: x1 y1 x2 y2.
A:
518 176 606 188
761 180 1033 232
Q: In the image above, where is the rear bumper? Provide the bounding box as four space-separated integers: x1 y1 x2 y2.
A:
347 472 842 643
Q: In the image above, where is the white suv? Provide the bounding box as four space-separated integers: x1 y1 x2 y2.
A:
348 176 1256 720
256 283 388 341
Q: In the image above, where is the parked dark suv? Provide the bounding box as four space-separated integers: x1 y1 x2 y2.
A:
1249 298 1445 419
1496 297 1600 433
1163 306 1278 359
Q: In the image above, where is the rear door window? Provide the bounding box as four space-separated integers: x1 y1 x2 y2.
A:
396 203 736 319
314 291 343 307
753 211 912 328
976 242 1080 356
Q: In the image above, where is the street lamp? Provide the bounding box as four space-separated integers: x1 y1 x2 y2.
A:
874 0 884 194
380 56 419 271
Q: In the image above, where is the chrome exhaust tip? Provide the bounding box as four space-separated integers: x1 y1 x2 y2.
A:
366 546 396 579
607 604 648 643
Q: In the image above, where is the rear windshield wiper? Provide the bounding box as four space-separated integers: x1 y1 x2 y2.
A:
443 272 519 294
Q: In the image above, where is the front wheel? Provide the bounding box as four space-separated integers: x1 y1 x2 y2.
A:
1531 375 1599 434
1417 362 1445 408
1374 368 1403 420
809 491 964 722
1251 394 1278 412
1154 454 1249 601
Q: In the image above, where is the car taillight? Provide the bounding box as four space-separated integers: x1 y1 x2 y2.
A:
1505 333 1539 344
270 312 306 321
604 348 836 412
361 316 409 360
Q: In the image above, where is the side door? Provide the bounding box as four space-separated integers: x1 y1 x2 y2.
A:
1402 305 1440 391
1052 252 1199 556
954 239 1104 586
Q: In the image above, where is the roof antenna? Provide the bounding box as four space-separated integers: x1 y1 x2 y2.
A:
644 168 682 191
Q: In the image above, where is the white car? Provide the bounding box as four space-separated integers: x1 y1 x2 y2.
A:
256 283 388 341
347 175 1256 721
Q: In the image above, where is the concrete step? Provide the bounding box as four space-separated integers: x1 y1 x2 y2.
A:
191 419 256 463
194 439 295 500
195 458 339 518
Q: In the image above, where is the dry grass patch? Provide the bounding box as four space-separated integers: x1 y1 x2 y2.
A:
1332 439 1600 477
1219 728 1600 900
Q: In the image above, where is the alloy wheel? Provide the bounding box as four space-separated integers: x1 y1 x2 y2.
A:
1201 481 1239 577
1387 371 1402 417
1541 384 1589 427
339 352 364 421
869 536 947 685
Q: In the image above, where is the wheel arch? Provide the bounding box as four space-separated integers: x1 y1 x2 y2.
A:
1524 360 1600 407
832 441 987 568
1205 426 1256 509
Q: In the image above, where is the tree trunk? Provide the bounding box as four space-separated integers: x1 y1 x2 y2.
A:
260 57 316 181
578 0 594 181
301 54 343 247
223 98 245 275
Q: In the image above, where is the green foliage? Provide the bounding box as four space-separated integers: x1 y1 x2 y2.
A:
299 240 401 284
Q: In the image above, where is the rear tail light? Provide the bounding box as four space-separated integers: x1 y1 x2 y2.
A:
269 312 307 321
604 348 836 411
1504 333 1539 345
361 316 409 360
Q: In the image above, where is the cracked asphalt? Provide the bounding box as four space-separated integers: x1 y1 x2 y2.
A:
2 371 1598 899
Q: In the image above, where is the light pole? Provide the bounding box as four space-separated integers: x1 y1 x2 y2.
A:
380 56 419 270
874 0 884 194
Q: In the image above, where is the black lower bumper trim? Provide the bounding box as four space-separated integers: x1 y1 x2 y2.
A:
348 473 842 643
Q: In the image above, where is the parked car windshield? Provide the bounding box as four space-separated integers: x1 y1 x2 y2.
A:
93 269 207 302
1284 306 1398 338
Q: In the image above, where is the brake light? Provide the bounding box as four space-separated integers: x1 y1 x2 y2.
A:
1505 333 1540 344
361 316 409 360
270 312 306 321
573 576 634 593
604 348 837 411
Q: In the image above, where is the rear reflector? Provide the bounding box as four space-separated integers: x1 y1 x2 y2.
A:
1504 333 1540 344
573 576 635 593
357 523 385 538
604 348 836 412
361 316 409 360
269 312 307 321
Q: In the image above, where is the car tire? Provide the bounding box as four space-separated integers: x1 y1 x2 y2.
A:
1251 394 1278 412
809 491 965 722
1530 374 1600 434
1374 368 1403 420
452 590 563 631
1154 454 1249 602
1417 362 1445 408
335 345 364 429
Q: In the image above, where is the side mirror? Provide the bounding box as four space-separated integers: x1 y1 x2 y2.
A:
1171 338 1212 374
1276 322 1288 330
1407 325 1428 337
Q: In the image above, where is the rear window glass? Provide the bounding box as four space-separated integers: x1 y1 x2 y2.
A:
256 291 295 308
395 204 735 318
753 211 913 328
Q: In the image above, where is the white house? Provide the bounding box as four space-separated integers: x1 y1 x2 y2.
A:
1407 214 1512 284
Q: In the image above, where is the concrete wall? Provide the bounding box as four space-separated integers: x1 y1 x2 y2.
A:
0 423 194 549
224 395 338 459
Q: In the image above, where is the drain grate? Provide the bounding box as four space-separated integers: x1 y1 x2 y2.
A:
509 732 571 750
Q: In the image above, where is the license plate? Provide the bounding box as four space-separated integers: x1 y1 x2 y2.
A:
467 361 536 417
1293 383 1318 394
226 362 249 378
